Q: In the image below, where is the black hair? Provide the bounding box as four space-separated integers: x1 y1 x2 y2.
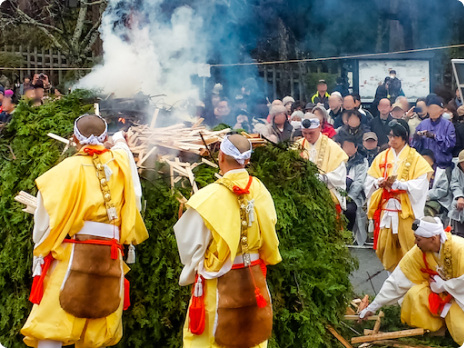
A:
420 149 435 162
390 70 396 75
388 119 410 142
340 135 358 147
345 109 362 121
416 98 426 105
351 93 361 102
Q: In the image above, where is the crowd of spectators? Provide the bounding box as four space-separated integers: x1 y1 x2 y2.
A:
200 77 464 244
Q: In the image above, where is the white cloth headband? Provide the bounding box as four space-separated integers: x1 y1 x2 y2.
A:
414 217 448 244
220 136 252 165
74 114 108 146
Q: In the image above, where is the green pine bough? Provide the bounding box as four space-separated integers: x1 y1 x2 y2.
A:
0 91 357 348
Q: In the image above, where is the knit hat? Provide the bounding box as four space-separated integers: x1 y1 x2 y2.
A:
363 132 378 141
282 96 295 106
391 102 404 111
269 105 287 117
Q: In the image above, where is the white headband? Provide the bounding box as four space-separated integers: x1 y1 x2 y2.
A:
220 136 252 165
414 217 448 244
74 114 108 146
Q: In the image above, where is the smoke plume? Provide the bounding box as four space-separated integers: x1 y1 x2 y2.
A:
77 0 209 103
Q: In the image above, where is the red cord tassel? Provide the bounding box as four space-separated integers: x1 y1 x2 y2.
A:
29 254 54 304
255 287 267 308
189 275 205 335
123 278 130 310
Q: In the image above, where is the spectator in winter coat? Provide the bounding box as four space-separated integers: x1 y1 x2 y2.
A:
341 136 369 245
369 98 393 148
448 150 464 237
261 105 293 143
363 132 380 166
413 95 456 169
343 94 368 125
312 105 336 139
311 80 330 109
282 96 295 116
329 92 344 127
335 110 370 151
405 98 429 139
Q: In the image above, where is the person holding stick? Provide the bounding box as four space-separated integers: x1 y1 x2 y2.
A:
360 216 464 347
365 119 432 272
174 134 281 347
21 114 148 348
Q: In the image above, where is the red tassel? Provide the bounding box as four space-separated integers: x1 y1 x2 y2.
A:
123 278 130 310
111 241 118 260
189 275 205 335
83 147 109 156
445 226 452 232
255 287 267 308
29 254 54 304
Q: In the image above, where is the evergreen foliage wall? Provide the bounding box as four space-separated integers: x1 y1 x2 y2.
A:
0 92 356 348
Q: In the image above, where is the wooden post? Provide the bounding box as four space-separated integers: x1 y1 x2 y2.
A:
351 328 426 344
19 45 23 81
272 65 277 100
373 310 384 334
326 325 352 348
58 50 63 84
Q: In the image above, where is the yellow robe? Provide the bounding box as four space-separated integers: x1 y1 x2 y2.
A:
294 134 348 206
367 146 432 271
21 145 148 348
182 170 282 347
399 234 464 345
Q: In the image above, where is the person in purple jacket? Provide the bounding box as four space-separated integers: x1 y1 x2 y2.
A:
412 95 456 169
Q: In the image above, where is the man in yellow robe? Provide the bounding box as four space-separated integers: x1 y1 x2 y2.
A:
294 115 348 211
174 134 282 348
21 114 148 348
360 216 464 347
365 119 432 272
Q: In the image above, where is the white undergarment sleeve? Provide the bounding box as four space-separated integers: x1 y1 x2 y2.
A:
33 191 50 249
443 273 464 312
112 139 142 211
325 161 347 210
364 267 413 315
37 340 62 348
174 208 212 286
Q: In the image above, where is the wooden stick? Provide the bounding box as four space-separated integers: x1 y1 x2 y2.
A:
373 311 383 334
351 329 426 344
150 108 160 129
344 313 383 321
202 158 218 168
326 325 353 348
138 146 157 167
48 133 74 145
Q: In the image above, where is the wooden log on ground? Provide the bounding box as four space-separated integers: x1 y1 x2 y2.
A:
351 328 427 344
326 325 352 348
344 314 383 321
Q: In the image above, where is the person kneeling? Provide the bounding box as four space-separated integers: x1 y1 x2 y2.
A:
360 216 464 347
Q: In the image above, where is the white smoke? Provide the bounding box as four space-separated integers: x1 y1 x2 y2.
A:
77 0 208 103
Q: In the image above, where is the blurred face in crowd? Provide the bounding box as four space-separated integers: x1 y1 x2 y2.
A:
1 97 14 113
457 88 461 101
284 102 292 113
428 104 444 121
24 88 36 99
313 109 325 124
416 101 427 117
422 155 434 168
397 97 409 113
35 87 45 100
378 98 391 118
347 114 361 128
317 83 327 95
343 95 356 111
32 74 40 85
273 112 287 127
391 107 404 119
24 77 31 85
302 126 321 145
363 138 378 150
341 111 349 125
342 140 357 158
328 95 343 112
215 100 230 118
0 93 3 104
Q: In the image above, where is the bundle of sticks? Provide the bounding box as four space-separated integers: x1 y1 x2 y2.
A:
14 191 37 214
126 118 267 164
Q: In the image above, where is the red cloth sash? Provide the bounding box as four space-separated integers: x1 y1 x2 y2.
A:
372 148 406 249
420 252 453 316
63 238 123 260
29 253 55 304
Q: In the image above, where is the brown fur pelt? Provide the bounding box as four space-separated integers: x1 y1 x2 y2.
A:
59 234 122 319
215 264 273 348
